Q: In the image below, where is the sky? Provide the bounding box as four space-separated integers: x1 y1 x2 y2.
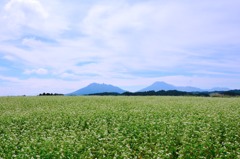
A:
0 0 240 96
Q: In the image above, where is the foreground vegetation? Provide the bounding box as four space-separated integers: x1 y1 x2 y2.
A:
0 96 239 158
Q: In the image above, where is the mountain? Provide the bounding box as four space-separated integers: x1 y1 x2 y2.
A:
139 81 231 92
66 81 231 96
139 81 202 92
139 81 176 92
177 86 203 92
67 83 126 95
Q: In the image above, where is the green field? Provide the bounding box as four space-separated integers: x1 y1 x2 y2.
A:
0 96 239 158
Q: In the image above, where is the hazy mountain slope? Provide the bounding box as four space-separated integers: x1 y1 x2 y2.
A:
139 81 176 92
67 83 126 95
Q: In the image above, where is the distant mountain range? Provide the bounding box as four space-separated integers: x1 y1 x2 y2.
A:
67 81 230 96
139 81 229 92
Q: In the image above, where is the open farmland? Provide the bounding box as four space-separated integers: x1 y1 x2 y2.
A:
0 96 239 158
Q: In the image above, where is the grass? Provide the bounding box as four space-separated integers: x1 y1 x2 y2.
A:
0 96 240 158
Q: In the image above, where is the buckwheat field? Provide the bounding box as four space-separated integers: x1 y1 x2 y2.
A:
0 96 239 158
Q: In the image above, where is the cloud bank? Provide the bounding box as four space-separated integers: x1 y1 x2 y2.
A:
0 0 240 95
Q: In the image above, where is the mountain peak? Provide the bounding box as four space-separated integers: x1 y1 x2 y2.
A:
67 83 126 95
152 81 173 86
88 83 105 86
139 81 175 92
153 81 168 84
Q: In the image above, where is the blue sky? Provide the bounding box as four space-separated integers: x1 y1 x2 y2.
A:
0 0 240 95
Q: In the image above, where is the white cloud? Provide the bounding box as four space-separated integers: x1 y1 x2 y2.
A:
81 2 150 36
3 55 16 61
0 75 20 83
21 37 47 48
2 0 239 70
4 0 48 18
2 0 48 33
0 75 80 96
0 0 69 40
59 72 81 80
24 68 48 75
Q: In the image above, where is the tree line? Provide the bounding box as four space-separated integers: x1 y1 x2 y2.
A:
88 90 240 97
39 93 64 96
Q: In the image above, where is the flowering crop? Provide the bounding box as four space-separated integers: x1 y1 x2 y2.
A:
0 96 239 158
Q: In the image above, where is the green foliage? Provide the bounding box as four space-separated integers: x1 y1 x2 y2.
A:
0 96 239 158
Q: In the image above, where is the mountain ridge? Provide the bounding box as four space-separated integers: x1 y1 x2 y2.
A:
66 81 230 95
